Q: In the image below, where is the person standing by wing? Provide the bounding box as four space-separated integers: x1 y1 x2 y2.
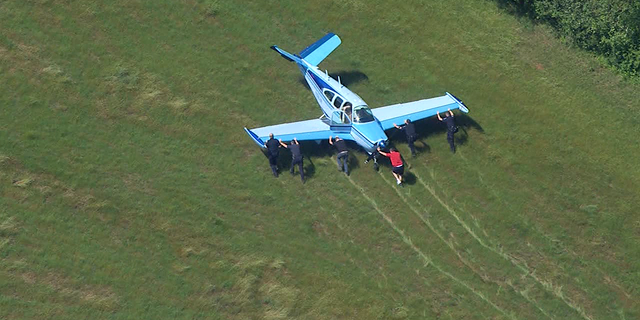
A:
437 108 458 153
378 147 405 186
265 133 281 177
394 119 418 157
329 136 349 176
279 138 305 183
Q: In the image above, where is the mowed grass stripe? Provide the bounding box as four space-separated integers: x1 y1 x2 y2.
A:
373 151 589 318
430 143 637 318
413 168 594 320
345 175 517 319
455 148 636 294
381 143 602 319
377 171 556 319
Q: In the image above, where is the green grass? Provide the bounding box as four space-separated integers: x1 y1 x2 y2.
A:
1 0 639 319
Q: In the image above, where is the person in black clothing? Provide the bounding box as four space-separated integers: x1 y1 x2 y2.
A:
264 133 281 177
364 141 386 171
329 136 349 175
394 119 418 157
364 148 380 171
437 108 458 153
279 138 304 183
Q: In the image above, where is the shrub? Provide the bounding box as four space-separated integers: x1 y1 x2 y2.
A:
507 0 640 76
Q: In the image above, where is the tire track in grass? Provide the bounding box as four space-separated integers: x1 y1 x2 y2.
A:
455 151 636 310
413 168 594 320
457 153 636 303
376 172 554 320
345 175 518 320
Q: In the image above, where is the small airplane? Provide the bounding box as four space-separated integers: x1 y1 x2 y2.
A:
244 33 469 154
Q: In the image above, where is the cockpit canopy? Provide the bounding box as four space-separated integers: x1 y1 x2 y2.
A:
322 88 373 124
353 105 374 123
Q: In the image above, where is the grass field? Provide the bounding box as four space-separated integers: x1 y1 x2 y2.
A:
1 0 639 319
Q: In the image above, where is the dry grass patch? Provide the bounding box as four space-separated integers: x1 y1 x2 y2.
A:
194 255 304 320
18 271 119 309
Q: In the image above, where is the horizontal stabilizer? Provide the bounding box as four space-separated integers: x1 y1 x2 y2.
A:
299 33 341 66
271 45 300 63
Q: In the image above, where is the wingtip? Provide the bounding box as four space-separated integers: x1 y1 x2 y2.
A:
244 127 266 148
446 92 469 113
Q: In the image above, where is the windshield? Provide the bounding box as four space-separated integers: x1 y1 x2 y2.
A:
353 105 374 123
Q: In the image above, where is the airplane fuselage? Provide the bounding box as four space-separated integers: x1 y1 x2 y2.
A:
298 60 388 153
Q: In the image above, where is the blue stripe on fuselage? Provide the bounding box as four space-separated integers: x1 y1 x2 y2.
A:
304 71 333 117
308 71 333 92
306 70 339 117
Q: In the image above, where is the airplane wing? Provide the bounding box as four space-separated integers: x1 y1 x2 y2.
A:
372 92 469 130
245 118 352 148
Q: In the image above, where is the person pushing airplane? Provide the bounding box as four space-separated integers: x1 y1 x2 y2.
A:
279 138 305 183
377 146 405 186
437 108 458 153
329 136 349 176
265 133 281 177
393 119 418 157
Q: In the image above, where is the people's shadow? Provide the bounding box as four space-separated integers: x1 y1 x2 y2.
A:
452 113 484 146
273 140 344 181
374 155 417 186
406 113 484 148
403 171 416 185
386 124 432 156
286 141 329 180
300 140 364 180
261 149 291 176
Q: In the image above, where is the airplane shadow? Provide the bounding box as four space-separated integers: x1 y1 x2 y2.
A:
386 113 484 152
271 113 485 182
297 70 369 90
264 91 484 183
304 140 362 178
329 70 369 87
269 140 363 182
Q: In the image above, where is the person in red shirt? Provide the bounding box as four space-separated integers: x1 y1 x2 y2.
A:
377 147 405 186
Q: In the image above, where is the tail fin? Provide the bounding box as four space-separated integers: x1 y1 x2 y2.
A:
299 33 341 66
271 33 341 66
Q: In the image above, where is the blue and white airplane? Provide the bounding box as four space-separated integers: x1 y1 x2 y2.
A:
244 33 469 154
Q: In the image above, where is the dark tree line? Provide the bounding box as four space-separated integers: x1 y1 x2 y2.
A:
506 0 640 77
